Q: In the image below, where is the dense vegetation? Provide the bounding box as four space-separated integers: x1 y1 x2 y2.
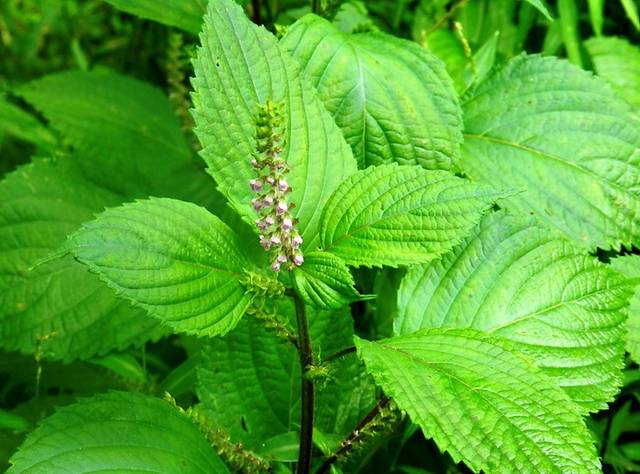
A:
1 0 640 472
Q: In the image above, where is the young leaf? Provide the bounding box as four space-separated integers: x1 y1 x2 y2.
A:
587 0 604 36
585 36 640 109
191 0 357 246
461 54 640 250
558 0 583 66
291 251 361 309
0 159 164 361
355 328 601 474
620 0 640 30
197 307 375 450
281 14 462 170
69 198 254 337
319 163 503 267
610 254 640 364
396 211 631 413
524 0 553 21
102 0 205 34
7 391 229 473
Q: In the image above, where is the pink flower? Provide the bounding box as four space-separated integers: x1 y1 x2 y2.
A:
292 235 303 249
271 262 281 272
259 235 271 250
251 198 262 211
249 179 263 192
293 254 304 266
281 218 293 232
251 159 259 168
276 254 287 264
266 176 275 185
270 235 281 246
276 201 288 215
264 215 274 226
278 179 289 192
263 195 274 207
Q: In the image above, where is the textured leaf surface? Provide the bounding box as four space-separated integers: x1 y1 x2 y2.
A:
281 15 462 170
585 36 640 109
197 306 375 449
103 0 205 34
69 198 254 337
610 255 640 364
396 211 630 412
8 391 229 473
0 159 163 360
319 163 502 267
355 329 601 474
461 54 640 249
192 0 356 247
0 71 217 360
291 251 360 309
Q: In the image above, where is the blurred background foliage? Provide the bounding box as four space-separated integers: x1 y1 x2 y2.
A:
0 0 639 472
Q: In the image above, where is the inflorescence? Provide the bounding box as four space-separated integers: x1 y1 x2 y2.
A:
251 100 304 273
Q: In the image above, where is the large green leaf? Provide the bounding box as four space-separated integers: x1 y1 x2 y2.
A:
0 71 218 360
0 159 163 360
8 391 229 473
585 36 640 109
319 163 502 267
396 211 630 413
103 0 205 34
610 254 640 364
355 328 601 473
281 14 462 170
461 54 640 249
191 0 357 248
197 306 375 450
69 198 254 338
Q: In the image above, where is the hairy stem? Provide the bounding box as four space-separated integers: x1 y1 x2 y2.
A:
293 292 314 474
316 396 391 474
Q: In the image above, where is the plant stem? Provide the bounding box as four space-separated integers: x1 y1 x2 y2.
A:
315 396 390 474
293 292 314 474
311 0 321 15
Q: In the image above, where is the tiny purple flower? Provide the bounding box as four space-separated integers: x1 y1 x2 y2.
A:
276 254 287 264
263 195 274 207
292 235 303 249
265 215 274 226
252 198 262 211
256 218 268 232
270 235 281 246
271 262 281 272
293 254 304 266
259 235 271 251
281 218 293 232
251 159 259 168
278 179 289 192
266 176 275 185
276 201 288 215
249 179 263 192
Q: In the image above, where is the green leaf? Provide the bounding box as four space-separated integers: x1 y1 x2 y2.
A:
103 0 205 34
524 0 553 21
319 163 503 267
620 0 640 30
355 328 601 473
197 306 375 450
461 54 640 250
192 0 357 248
69 198 254 338
7 391 229 473
0 159 164 360
281 14 462 170
1 71 217 361
291 251 360 309
610 254 640 364
0 97 56 152
587 0 604 36
18 70 204 200
396 211 630 413
89 353 147 382
423 29 468 93
585 36 640 109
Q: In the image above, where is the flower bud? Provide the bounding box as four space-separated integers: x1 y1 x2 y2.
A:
270 235 281 246
292 235 303 249
259 235 271 250
293 254 304 266
276 201 288 215
271 262 281 272
266 176 275 185
264 215 274 226
278 179 289 192
249 179 263 192
281 218 293 232
263 195 274 207
276 254 287 264
251 198 262 211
